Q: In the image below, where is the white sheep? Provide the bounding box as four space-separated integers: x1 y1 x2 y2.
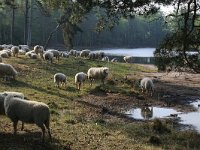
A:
0 51 9 58
140 77 154 96
87 67 109 86
69 49 77 56
11 46 19 57
34 45 44 58
47 49 60 61
25 51 38 59
95 51 105 60
124 56 134 63
80 49 91 58
111 58 118 62
61 52 69 58
19 45 30 52
102 56 109 62
3 94 51 141
75 72 87 90
54 73 67 87
0 63 18 80
88 53 96 60
43 51 54 63
2 49 12 57
0 92 25 130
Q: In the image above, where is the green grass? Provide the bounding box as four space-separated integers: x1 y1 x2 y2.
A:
0 55 200 150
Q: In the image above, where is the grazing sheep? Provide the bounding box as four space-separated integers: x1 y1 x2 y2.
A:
3 94 51 141
140 77 154 96
95 51 105 60
43 51 54 63
69 49 77 56
25 51 38 59
2 49 11 57
88 53 96 60
0 51 9 58
0 92 25 130
47 49 60 61
87 67 109 86
54 73 67 87
80 49 91 58
0 63 18 80
61 52 69 58
19 45 30 52
124 56 134 63
75 72 87 90
11 46 19 57
19 49 26 55
111 58 118 62
34 45 44 58
102 56 109 62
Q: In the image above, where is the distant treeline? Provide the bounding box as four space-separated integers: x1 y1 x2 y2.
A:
0 4 167 49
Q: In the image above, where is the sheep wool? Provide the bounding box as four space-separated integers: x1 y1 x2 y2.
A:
54 73 67 87
87 67 109 86
75 72 87 90
11 46 19 57
4 94 51 141
140 77 154 96
0 63 18 80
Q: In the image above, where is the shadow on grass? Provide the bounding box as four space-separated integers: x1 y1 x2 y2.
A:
0 131 71 150
1 80 72 100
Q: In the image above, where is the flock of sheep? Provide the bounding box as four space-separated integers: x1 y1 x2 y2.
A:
0 44 154 142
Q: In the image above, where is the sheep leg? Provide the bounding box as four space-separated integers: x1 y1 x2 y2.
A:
38 124 46 142
78 83 81 90
21 122 24 131
44 121 52 141
13 121 18 135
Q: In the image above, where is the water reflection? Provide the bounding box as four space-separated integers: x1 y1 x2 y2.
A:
126 100 200 133
126 106 179 120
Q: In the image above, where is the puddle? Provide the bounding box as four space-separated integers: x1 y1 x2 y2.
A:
125 99 200 132
125 107 180 120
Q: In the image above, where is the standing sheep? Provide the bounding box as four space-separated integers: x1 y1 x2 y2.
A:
34 45 44 58
87 67 109 86
102 56 109 62
140 77 154 96
0 63 18 80
43 51 54 63
124 56 134 63
80 49 91 58
11 46 19 57
47 49 60 61
54 73 67 87
3 94 51 142
75 72 87 90
0 92 25 130
111 58 118 62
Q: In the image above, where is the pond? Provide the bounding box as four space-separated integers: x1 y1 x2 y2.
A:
93 48 155 57
125 100 200 133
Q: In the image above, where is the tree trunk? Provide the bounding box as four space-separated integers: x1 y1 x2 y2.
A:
24 0 29 45
62 22 74 50
27 0 33 46
10 8 15 44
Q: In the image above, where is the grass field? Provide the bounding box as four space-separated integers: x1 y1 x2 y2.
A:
0 55 200 150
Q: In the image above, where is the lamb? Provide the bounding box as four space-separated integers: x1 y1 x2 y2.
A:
87 67 109 86
80 49 91 58
43 51 54 63
11 46 19 57
0 63 18 80
3 94 51 141
75 72 87 90
54 73 67 87
124 56 134 63
140 77 154 96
